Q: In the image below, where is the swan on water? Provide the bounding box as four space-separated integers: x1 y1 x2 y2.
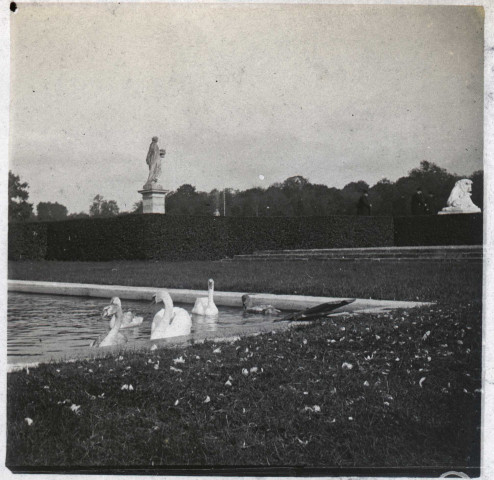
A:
151 290 192 340
102 297 143 329
242 294 281 315
91 297 128 347
192 279 219 316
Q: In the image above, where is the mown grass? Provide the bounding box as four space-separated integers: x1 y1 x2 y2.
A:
8 259 482 302
7 301 481 473
7 258 482 472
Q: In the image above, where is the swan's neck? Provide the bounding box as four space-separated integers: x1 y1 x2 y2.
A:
114 306 124 322
208 284 214 305
112 306 124 330
162 298 174 325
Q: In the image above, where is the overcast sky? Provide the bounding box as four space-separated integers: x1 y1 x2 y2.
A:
9 3 484 214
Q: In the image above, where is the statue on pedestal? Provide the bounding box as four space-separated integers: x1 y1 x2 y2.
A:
139 136 168 214
438 179 481 214
143 136 165 190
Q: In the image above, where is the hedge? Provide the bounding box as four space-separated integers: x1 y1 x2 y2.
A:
9 215 394 261
8 214 482 262
8 222 49 261
393 214 483 246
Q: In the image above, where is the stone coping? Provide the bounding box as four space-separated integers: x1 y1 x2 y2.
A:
8 279 431 311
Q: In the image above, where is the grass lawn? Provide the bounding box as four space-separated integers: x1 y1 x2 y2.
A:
8 259 482 302
7 259 482 473
7 302 481 473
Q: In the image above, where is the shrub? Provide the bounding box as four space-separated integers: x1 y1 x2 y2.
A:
394 214 483 246
9 214 482 262
9 215 394 261
8 222 48 260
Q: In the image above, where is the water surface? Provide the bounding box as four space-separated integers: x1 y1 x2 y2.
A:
8 292 288 365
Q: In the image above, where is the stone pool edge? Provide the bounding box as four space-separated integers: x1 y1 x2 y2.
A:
7 280 432 373
8 279 431 311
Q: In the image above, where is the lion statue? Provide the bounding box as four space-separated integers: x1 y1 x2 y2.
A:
439 179 481 214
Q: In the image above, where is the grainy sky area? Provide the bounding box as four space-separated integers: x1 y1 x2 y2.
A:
9 3 484 214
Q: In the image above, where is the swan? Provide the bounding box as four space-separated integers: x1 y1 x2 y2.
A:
102 297 143 329
192 279 219 316
242 294 281 315
91 297 128 347
151 290 192 340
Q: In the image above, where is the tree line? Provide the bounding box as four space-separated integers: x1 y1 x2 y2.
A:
8 161 483 222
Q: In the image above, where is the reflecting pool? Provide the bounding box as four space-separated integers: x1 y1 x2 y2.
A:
8 292 290 365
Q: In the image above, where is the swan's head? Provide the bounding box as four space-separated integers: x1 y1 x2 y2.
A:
102 297 121 318
208 279 214 290
152 290 174 309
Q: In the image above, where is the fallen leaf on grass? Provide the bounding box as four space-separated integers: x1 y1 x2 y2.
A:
70 404 81 414
24 418 33 426
150 344 158 351
419 377 426 388
170 366 182 373
225 380 232 387
342 362 353 370
213 348 221 354
249 367 258 374
242 368 249 376
173 356 185 364
204 396 211 404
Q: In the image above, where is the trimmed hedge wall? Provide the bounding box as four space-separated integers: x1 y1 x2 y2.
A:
9 215 394 261
394 214 483 246
8 222 49 261
8 213 482 261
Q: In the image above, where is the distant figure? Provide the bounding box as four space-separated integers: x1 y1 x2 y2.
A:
411 187 427 215
357 191 372 216
439 179 481 214
144 136 164 189
426 192 437 215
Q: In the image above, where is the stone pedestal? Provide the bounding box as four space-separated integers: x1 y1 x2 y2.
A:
138 188 169 214
438 208 481 215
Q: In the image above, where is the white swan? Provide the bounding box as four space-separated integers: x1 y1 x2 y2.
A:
91 297 128 347
151 290 192 340
103 297 143 329
192 279 219 316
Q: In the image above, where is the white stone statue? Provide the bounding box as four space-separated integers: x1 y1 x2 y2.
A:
438 178 481 214
143 136 165 190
